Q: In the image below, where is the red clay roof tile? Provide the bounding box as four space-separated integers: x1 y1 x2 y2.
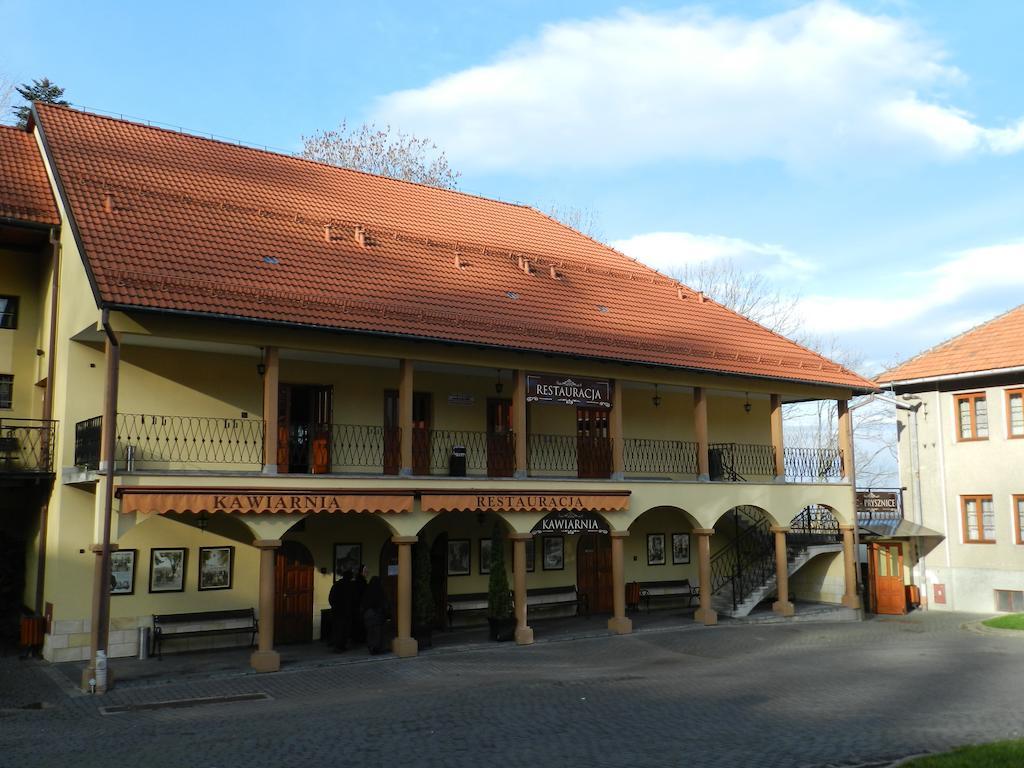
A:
0 124 59 226
35 104 873 391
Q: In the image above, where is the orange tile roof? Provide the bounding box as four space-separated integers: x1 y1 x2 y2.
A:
0 124 59 227
35 104 874 391
878 303 1024 383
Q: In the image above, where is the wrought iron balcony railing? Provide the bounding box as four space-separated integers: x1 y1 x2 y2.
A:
527 433 612 478
423 429 516 477
784 446 844 482
708 442 776 481
0 418 57 474
624 438 699 476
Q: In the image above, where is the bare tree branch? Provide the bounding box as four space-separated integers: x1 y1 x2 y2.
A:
544 204 604 241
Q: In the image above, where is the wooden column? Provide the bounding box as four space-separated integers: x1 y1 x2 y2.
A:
607 531 632 634
694 387 710 480
693 528 717 625
838 399 854 481
251 539 281 672
610 379 624 480
513 369 528 478
261 346 279 474
511 533 534 645
392 536 418 657
840 524 862 610
770 394 785 480
771 527 794 616
399 359 414 476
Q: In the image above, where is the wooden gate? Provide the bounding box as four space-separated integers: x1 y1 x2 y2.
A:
274 540 315 644
869 542 906 615
576 533 612 614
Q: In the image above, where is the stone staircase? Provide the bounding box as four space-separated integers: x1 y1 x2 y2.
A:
711 542 843 618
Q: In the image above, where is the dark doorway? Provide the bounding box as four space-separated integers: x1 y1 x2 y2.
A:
274 540 315 644
383 390 432 475
576 533 612 614
487 398 514 477
430 532 449 628
278 384 332 474
576 408 611 479
379 539 399 616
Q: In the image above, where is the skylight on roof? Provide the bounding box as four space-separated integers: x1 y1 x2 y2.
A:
506 291 519 300
597 305 609 313
263 256 280 264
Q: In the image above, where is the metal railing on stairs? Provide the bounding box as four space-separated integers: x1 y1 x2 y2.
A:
709 507 775 612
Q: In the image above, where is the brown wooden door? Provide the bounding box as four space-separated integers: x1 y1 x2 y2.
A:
487 398 514 477
383 390 400 475
870 542 906 615
310 385 332 474
576 534 612 614
379 540 399 616
274 541 315 644
276 386 290 473
577 408 611 479
412 392 431 475
279 384 332 474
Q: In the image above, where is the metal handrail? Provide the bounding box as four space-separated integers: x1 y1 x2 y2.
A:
624 438 699 475
709 507 775 611
0 418 57 473
784 446 844 482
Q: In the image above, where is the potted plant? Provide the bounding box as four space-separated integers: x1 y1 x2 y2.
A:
487 524 516 641
412 539 434 648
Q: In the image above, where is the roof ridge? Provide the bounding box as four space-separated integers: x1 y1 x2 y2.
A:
35 102 533 211
879 302 1024 381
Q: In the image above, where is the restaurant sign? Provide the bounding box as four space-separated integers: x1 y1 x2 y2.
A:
855 491 903 521
526 374 612 408
531 509 610 536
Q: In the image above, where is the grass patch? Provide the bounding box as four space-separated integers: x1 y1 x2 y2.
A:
904 740 1024 766
982 613 1024 630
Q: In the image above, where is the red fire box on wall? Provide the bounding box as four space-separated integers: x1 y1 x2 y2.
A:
933 584 946 604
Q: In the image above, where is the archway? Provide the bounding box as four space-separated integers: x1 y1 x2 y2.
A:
624 505 702 612
709 505 775 615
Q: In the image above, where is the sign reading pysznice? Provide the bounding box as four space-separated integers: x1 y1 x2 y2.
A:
526 374 612 408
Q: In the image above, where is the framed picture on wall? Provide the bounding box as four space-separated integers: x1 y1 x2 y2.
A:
333 543 362 580
110 549 136 595
647 533 666 566
447 539 471 576
149 548 187 593
542 536 564 570
479 538 492 575
198 546 234 590
671 533 691 565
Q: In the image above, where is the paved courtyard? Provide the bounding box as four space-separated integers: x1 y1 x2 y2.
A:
1 611 1022 768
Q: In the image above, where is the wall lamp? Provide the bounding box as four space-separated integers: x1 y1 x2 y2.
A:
652 384 662 408
744 393 752 414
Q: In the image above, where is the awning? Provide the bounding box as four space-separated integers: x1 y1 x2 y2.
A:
858 519 944 539
116 488 413 515
422 491 630 514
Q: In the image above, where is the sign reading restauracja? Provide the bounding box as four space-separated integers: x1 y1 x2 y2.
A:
527 374 612 408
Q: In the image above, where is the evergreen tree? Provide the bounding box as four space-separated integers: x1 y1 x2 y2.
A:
14 78 68 128
487 524 512 620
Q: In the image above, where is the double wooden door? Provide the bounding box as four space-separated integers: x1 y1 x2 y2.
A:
576 533 613 614
487 398 515 477
278 384 332 474
869 542 906 615
274 541 315 644
383 390 432 475
577 408 611 479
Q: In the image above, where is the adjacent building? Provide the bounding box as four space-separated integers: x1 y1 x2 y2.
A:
1 103 876 689
878 305 1024 614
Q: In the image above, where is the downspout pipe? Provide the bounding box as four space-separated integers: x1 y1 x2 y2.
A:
34 228 60 615
94 308 119 681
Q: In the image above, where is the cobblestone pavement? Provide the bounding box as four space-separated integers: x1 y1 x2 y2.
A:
2 612 1022 768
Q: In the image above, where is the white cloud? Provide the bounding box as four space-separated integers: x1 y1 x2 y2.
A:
372 1 1023 171
610 231 816 279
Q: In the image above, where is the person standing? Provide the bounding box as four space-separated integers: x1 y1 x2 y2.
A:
361 576 390 654
352 564 368 644
328 570 354 652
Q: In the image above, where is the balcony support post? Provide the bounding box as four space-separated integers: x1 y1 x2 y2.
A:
693 528 717 625
607 531 632 634
771 526 794 616
694 387 710 481
510 533 534 644
840 524 862 610
513 369 527 478
251 539 282 672
770 394 785 481
837 399 853 481
391 536 418 657
399 360 414 476
261 346 279 474
610 379 624 480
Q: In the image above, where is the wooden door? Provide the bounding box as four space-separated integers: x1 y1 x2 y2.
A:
383 390 400 475
487 398 514 477
274 540 315 644
430 533 449 628
869 542 906 615
412 392 432 475
379 540 399 617
276 385 290 473
576 534 613 614
577 408 611 479
310 385 332 474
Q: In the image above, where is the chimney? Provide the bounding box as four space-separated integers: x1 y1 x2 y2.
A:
354 226 366 247
697 291 706 303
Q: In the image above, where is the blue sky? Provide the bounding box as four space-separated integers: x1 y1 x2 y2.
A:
5 0 1024 375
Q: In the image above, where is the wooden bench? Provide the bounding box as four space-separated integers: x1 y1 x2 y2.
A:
521 585 586 617
638 579 699 612
152 608 257 659
447 592 492 628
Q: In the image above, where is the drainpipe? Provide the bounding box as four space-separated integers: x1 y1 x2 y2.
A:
902 397 926 598
34 229 61 615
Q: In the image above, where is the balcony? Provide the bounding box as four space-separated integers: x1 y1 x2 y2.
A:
73 413 844 483
0 418 57 475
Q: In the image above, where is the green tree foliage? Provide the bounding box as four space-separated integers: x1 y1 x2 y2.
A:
13 78 68 128
487 524 512 620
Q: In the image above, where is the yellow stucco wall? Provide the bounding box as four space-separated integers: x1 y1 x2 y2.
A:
0 248 44 417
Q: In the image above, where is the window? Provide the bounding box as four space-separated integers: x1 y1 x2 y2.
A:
0 375 11 409
962 495 996 543
0 296 17 330
1015 495 1024 545
995 589 1024 612
955 392 988 441
1008 389 1024 438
